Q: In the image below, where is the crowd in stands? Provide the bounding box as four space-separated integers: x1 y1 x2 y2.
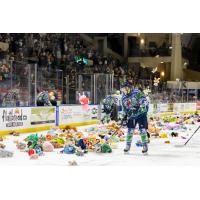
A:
1 33 197 106
0 33 157 90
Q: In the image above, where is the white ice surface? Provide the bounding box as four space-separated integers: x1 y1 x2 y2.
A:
1 124 200 166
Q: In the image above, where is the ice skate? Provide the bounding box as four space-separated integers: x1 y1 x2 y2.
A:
124 145 131 154
142 143 148 155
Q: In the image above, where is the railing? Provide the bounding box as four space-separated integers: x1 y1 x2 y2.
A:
128 47 171 57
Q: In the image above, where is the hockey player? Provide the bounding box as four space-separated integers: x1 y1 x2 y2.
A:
121 82 149 154
36 90 52 106
2 89 20 107
102 94 119 123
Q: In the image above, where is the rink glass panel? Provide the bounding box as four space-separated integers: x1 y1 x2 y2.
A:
76 74 94 104
65 73 113 104
37 68 63 104
0 61 37 107
166 81 200 103
93 73 113 104
0 60 12 106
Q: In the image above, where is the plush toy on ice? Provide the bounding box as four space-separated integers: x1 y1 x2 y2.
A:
75 138 88 153
24 134 44 152
60 143 76 154
147 117 160 137
16 142 26 150
0 149 14 158
24 134 47 158
95 143 112 153
43 141 54 152
9 131 20 136
0 143 6 149
50 137 65 148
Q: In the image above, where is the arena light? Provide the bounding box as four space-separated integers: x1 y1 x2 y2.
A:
140 39 145 44
161 71 165 77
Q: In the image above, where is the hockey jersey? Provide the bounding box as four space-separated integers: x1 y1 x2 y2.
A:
122 88 149 119
37 91 51 106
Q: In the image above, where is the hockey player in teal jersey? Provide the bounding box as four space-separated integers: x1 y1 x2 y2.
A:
36 90 52 106
121 82 149 154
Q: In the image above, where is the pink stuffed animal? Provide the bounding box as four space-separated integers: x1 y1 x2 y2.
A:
30 154 39 160
43 141 54 152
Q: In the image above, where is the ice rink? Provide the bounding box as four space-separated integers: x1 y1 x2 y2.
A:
1 123 200 166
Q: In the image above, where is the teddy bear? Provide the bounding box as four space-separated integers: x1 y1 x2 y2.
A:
95 143 112 153
0 149 14 158
42 141 54 152
75 138 88 153
60 144 76 154
65 132 74 141
75 149 84 156
30 154 39 160
50 141 63 149
9 131 20 136
171 132 178 137
63 125 77 133
148 119 160 137
95 143 102 153
83 138 93 151
68 160 78 166
0 143 6 149
28 149 39 159
16 142 26 150
46 134 53 141
50 137 65 148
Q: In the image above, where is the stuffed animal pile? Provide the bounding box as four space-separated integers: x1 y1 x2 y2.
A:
8 123 125 158
0 112 199 161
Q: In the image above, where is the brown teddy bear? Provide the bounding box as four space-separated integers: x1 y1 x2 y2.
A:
0 143 6 149
148 118 160 137
9 131 20 136
50 141 64 149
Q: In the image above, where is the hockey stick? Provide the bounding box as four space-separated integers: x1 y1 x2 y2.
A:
175 125 200 147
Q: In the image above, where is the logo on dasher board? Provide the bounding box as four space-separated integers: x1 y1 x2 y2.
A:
2 108 28 127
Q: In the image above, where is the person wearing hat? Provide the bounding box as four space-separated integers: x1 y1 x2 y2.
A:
121 81 149 154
